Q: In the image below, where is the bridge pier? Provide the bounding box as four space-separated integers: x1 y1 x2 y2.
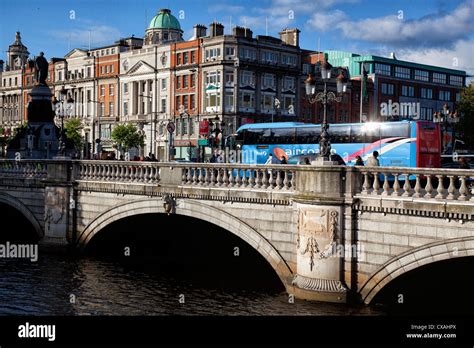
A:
41 160 72 248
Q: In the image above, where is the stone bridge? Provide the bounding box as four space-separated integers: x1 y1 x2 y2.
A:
1 158 474 304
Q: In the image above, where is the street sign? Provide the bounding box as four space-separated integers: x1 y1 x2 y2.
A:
167 121 175 133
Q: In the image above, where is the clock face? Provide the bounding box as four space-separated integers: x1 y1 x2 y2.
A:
161 54 167 66
122 60 129 71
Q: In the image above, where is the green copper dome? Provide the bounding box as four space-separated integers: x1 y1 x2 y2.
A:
148 9 182 32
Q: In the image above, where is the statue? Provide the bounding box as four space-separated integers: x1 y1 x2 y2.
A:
34 52 48 86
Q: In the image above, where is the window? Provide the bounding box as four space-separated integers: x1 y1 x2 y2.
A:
123 102 128 116
161 98 166 112
101 50 105 56
415 70 429 81
161 78 167 90
439 90 451 101
262 74 275 88
100 66 105 74
111 48 115 54
123 83 128 94
381 83 394 95
375 63 391 76
395 66 411 79
109 84 114 96
420 88 432 99
239 48 256 60
205 47 221 60
109 102 114 116
177 53 182 65
100 85 105 96
100 103 105 116
182 118 188 135
401 85 414 97
205 92 221 110
456 92 461 102
87 67 91 77
183 95 189 110
302 64 311 75
183 52 189 64
282 55 297 65
262 51 277 63
106 65 109 74
262 95 273 110
189 118 194 135
225 91 234 112
284 77 295 90
191 74 196 87
283 96 295 114
106 49 110 55
149 81 153 92
241 71 254 86
190 94 195 110
183 75 189 88
177 76 181 89
241 92 255 108
433 73 446 84
191 51 196 63
206 71 220 86
225 47 235 56
450 75 463 87
225 72 234 85
58 71 62 81
110 65 114 73
420 107 434 121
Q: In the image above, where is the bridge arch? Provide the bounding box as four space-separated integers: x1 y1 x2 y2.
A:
0 192 44 239
360 237 474 304
77 198 293 286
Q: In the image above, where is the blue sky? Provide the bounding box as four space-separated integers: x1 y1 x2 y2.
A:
1 0 473 76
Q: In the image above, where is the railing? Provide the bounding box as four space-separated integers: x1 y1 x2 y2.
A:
75 160 160 184
357 166 474 201
180 164 297 190
0 159 48 178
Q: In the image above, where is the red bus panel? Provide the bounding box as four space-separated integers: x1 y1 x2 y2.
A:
417 122 441 168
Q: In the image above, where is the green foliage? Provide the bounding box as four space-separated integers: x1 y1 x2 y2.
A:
64 118 84 150
111 123 145 151
456 84 474 147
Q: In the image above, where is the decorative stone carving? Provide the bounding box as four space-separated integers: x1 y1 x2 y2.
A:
44 187 66 230
292 274 347 293
162 193 175 215
297 209 338 271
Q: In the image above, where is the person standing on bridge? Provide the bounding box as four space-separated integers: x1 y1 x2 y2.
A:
366 151 380 167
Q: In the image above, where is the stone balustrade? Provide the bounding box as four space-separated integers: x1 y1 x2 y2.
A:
180 163 297 190
357 166 474 201
0 159 48 178
75 160 160 184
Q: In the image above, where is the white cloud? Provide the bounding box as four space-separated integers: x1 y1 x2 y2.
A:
50 25 122 49
307 0 474 49
396 39 474 78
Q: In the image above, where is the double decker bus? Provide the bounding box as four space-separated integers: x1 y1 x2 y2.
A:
235 121 441 168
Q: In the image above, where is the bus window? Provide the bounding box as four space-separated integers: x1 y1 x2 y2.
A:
329 125 350 144
361 123 381 143
380 123 410 139
243 128 265 145
296 127 320 144
349 124 364 143
263 128 296 144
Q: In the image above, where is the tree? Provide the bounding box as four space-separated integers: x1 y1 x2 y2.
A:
111 123 145 152
64 118 84 150
456 83 474 148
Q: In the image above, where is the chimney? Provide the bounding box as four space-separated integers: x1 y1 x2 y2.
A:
0 60 4 72
279 28 300 47
209 22 224 37
193 24 207 39
233 26 252 39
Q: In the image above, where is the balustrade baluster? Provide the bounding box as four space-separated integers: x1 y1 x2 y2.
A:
372 172 380 195
402 173 412 196
435 175 446 199
381 172 390 196
362 172 371 194
459 176 468 201
392 174 401 196
424 175 433 198
262 168 269 189
413 174 423 198
447 175 457 200
268 169 274 189
283 170 290 190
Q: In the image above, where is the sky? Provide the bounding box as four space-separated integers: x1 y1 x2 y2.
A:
0 0 473 77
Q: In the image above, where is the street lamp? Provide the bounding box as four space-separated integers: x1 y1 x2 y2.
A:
305 61 348 161
53 88 74 156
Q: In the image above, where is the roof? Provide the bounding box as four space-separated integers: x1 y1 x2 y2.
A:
148 9 182 32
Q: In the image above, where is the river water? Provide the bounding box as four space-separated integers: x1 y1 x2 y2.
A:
0 253 383 316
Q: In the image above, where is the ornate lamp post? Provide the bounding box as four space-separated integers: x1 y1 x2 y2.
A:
305 61 347 161
53 88 74 156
